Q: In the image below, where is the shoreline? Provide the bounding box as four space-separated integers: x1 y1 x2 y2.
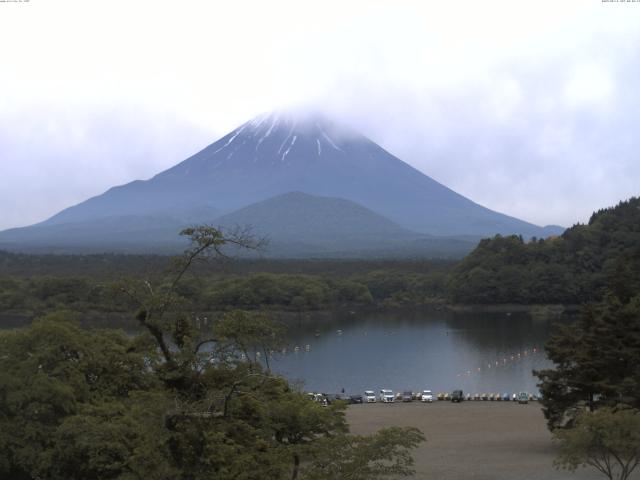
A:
0 302 579 330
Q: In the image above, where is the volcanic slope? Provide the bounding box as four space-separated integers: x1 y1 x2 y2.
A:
38 110 562 237
0 110 563 254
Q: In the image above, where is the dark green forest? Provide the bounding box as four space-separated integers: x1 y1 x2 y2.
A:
1 197 639 320
447 197 640 304
0 257 452 317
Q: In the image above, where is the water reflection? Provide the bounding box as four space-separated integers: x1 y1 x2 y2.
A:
0 308 568 396
272 308 567 395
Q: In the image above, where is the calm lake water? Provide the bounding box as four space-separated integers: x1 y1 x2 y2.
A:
0 308 567 396
271 308 565 395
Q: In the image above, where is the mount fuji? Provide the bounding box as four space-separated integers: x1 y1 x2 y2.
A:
0 110 563 256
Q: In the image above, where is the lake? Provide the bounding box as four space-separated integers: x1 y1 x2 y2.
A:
271 308 565 395
0 307 566 396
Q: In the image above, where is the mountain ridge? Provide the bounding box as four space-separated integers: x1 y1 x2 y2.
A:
0 191 478 258
1 109 564 255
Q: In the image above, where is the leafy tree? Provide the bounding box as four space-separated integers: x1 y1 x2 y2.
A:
554 407 640 480
302 426 425 479
0 226 425 480
535 293 640 429
0 312 165 480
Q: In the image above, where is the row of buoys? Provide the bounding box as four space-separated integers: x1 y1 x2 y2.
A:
455 347 539 378
225 346 314 360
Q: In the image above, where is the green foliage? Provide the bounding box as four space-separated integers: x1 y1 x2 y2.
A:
205 274 377 310
206 274 332 310
0 314 166 480
449 197 640 304
302 426 425 479
0 268 452 320
0 276 112 314
535 293 640 429
0 226 425 479
554 407 640 480
356 270 448 305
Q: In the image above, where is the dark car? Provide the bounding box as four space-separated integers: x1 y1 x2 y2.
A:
349 394 364 404
402 391 413 402
451 390 464 403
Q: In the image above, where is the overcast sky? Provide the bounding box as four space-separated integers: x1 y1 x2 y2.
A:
1 0 639 230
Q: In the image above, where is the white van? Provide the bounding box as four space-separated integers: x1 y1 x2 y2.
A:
380 389 395 403
420 390 434 402
364 390 376 403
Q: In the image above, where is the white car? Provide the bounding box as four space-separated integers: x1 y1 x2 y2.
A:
420 390 434 402
380 389 395 403
364 390 376 403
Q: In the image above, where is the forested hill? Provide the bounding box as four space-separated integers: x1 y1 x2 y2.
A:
447 197 640 304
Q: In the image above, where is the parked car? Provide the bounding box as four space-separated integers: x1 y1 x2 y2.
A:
402 391 413 402
517 392 529 404
364 390 376 403
502 393 510 401
451 390 464 403
349 394 364 404
380 389 395 403
420 390 434 402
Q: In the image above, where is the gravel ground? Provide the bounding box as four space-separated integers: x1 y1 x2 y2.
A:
346 401 610 480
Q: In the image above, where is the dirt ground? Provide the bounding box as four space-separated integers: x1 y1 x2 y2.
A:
346 401 608 480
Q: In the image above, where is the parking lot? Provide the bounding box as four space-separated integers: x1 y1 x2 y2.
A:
346 401 604 480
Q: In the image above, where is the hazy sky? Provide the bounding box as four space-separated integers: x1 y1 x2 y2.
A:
1 0 639 230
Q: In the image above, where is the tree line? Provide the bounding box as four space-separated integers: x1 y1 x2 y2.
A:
448 197 640 304
0 269 451 317
0 227 425 480
1 198 640 324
